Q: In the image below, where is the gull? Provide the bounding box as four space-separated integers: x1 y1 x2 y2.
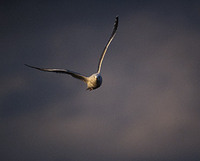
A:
25 16 118 91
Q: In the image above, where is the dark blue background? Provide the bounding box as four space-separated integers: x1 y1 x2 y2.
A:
1 0 200 161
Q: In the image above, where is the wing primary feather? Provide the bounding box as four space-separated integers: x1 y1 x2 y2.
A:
97 16 118 73
24 64 88 82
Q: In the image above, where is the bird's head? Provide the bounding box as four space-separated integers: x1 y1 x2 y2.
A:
94 74 102 85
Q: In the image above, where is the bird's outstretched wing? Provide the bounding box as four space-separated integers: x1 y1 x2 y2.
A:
25 64 88 82
97 16 118 73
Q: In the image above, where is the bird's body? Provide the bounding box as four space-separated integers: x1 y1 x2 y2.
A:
86 73 102 90
25 16 118 90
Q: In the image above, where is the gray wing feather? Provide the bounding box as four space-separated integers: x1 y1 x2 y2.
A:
97 16 118 73
25 64 88 82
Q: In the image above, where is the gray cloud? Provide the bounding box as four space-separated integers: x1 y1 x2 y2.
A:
1 1 200 161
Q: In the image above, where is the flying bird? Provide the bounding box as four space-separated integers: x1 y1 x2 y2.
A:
25 16 118 90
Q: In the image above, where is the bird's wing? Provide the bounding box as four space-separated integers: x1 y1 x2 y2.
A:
97 16 118 73
25 64 88 82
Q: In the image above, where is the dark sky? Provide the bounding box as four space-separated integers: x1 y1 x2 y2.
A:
1 0 200 161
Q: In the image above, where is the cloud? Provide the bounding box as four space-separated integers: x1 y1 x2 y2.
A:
1 1 200 161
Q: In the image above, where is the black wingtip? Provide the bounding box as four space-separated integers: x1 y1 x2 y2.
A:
24 64 32 68
24 64 38 70
114 16 119 30
115 15 119 22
